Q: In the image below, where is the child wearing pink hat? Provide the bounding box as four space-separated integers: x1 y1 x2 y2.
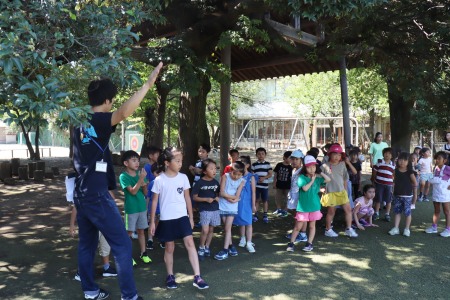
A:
320 144 358 238
287 155 331 252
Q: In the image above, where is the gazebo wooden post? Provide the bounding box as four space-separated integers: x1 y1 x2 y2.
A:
220 46 231 172
339 56 352 149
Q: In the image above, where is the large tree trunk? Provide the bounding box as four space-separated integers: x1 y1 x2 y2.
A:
34 124 40 160
387 81 412 156
19 121 36 160
178 74 211 181
141 82 170 157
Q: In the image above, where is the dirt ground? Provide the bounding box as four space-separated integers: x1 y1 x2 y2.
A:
1 156 450 300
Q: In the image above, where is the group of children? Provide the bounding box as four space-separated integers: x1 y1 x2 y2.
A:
68 134 450 291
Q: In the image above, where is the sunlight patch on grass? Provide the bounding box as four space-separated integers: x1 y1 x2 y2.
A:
0 262 22 272
334 270 368 283
253 267 283 279
0 226 16 234
30 224 47 229
49 206 67 212
386 251 428 268
310 253 371 270
262 293 295 300
29 262 47 274
25 238 47 244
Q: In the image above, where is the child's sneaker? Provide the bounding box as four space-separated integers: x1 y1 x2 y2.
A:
373 212 380 220
286 242 295 252
302 243 314 252
252 214 259 222
102 266 117 277
204 247 211 257
297 232 308 242
345 228 358 238
411 204 416 210
385 214 391 222
146 239 154 250
423 196 430 202
140 252 152 264
160 242 166 249
272 209 282 215
193 275 209 290
198 247 205 258
403 228 411 237
214 249 229 260
228 245 238 256
166 274 177 289
246 242 256 253
238 236 246 247
418 194 423 202
84 288 109 300
132 259 137 267
262 215 269 223
389 227 400 235
74 272 81 281
279 210 288 218
131 232 138 239
440 228 450 237
325 228 339 238
425 226 438 233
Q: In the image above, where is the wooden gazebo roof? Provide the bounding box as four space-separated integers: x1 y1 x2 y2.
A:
230 46 342 82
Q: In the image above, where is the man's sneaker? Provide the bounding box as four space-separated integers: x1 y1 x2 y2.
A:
214 250 229 260
373 212 380 220
204 247 211 257
132 259 137 267
345 228 358 238
102 266 117 277
411 204 416 210
302 243 314 252
131 232 138 239
246 242 256 253
146 239 154 250
297 232 308 242
272 209 282 215
193 275 209 290
238 236 246 247
389 227 400 235
74 272 81 281
262 215 269 223
252 215 258 222
228 245 238 257
198 247 205 257
440 228 450 237
403 228 411 237
425 226 438 234
286 242 295 252
140 252 152 264
385 214 391 222
166 274 177 289
325 229 339 238
279 210 288 218
84 289 109 300
160 242 165 249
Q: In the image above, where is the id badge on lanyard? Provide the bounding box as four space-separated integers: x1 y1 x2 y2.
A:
95 159 108 173
82 126 109 173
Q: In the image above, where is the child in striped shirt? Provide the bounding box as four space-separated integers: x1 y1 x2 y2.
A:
371 147 395 221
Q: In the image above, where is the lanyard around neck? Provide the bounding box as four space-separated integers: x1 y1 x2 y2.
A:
81 126 108 154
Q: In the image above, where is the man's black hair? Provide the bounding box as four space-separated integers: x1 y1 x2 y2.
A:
87 78 118 107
